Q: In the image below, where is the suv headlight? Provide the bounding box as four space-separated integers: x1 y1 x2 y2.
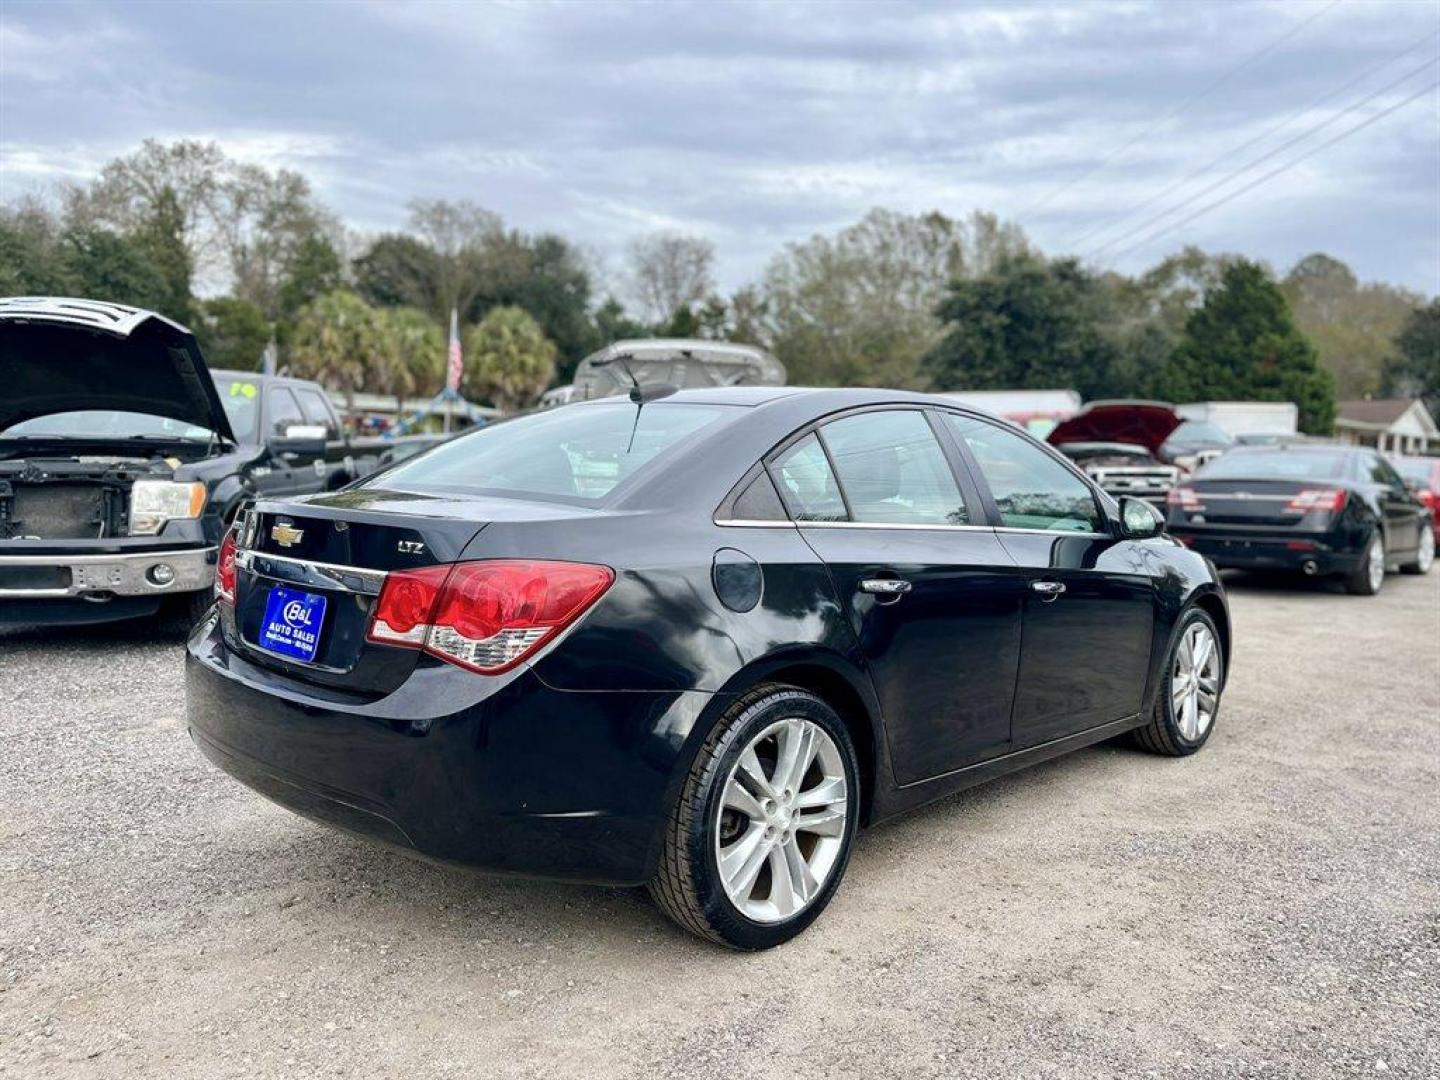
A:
129 481 207 536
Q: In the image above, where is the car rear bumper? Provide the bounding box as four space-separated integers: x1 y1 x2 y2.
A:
184 614 709 885
1170 528 1362 574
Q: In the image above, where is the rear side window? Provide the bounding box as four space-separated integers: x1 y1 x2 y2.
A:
374 401 735 503
820 411 968 525
772 434 847 522
730 471 788 521
942 413 1100 532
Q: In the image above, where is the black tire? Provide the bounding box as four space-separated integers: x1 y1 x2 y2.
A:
1399 524 1434 575
1344 531 1385 595
1131 606 1224 757
649 684 861 950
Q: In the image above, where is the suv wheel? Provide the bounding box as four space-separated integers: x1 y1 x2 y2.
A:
650 685 859 949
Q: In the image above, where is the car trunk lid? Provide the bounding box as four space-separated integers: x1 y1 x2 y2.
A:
227 487 589 695
1176 478 1343 528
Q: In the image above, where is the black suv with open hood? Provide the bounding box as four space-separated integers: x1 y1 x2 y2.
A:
0 297 334 626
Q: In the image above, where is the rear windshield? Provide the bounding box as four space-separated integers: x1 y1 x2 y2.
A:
372 401 738 502
1164 421 1232 447
1197 449 1350 481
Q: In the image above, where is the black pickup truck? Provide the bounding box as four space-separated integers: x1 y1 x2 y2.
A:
0 297 382 627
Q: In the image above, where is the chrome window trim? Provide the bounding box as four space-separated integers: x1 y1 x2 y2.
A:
712 518 798 529
235 548 388 596
992 526 1112 539
1189 491 1298 501
713 518 994 532
801 520 992 532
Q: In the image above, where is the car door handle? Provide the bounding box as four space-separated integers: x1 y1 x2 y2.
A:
1031 580 1066 600
859 578 912 599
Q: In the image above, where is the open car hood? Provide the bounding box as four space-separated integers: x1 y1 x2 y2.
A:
1047 402 1180 456
0 297 235 442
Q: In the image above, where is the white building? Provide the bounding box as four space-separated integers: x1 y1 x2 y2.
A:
1335 398 1437 454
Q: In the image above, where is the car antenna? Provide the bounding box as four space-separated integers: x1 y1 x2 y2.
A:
591 351 678 452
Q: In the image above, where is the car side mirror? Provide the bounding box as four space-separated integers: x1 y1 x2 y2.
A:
1119 496 1164 539
268 424 326 459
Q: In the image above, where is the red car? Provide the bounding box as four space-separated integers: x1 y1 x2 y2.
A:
1394 456 1440 542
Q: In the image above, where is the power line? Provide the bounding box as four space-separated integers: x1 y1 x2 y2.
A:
1085 53 1439 260
1015 0 1344 221
1061 28 1440 253
1101 79 1438 265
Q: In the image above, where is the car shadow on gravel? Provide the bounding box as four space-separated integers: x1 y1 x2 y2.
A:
1215 568 1352 595
0 612 195 648
196 736 1129 953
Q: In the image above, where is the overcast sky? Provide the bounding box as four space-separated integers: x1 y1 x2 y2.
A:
2 0 1437 296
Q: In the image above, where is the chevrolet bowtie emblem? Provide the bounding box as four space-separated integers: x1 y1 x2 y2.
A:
271 523 304 547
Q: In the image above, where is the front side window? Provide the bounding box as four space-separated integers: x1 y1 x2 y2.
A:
376 401 736 503
771 433 847 522
267 389 305 438
1366 454 1407 494
294 388 338 440
942 413 1101 532
819 411 968 525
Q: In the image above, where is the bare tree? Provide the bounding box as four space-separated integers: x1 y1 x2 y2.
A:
627 232 716 326
405 198 503 318
61 138 336 315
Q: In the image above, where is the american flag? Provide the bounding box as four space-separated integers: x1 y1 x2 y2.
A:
445 307 463 392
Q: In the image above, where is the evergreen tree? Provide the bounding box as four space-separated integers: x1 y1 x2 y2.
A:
921 254 1121 399
1161 260 1335 433
1383 299 1440 419
195 297 271 371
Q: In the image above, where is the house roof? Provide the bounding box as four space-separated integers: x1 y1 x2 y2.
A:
1338 399 1414 425
1336 398 1439 438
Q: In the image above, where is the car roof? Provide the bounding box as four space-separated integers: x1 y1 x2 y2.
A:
572 386 983 410
1226 442 1352 454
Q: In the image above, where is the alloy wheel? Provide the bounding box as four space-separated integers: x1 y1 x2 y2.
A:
1171 622 1220 741
1418 528 1435 573
1368 536 1386 592
714 717 850 924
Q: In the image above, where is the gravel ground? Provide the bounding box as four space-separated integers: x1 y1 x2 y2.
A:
1 571 1437 1079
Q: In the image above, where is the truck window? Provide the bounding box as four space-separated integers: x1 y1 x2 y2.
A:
267 389 306 439
294 388 339 440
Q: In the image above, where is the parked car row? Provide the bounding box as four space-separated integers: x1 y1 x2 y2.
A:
4 295 1433 951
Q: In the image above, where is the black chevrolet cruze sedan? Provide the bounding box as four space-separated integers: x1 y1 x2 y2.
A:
186 387 1231 948
1165 444 1434 595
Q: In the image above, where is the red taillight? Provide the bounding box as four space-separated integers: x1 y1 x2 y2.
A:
215 531 238 604
1167 486 1203 510
366 559 614 674
1284 488 1347 513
